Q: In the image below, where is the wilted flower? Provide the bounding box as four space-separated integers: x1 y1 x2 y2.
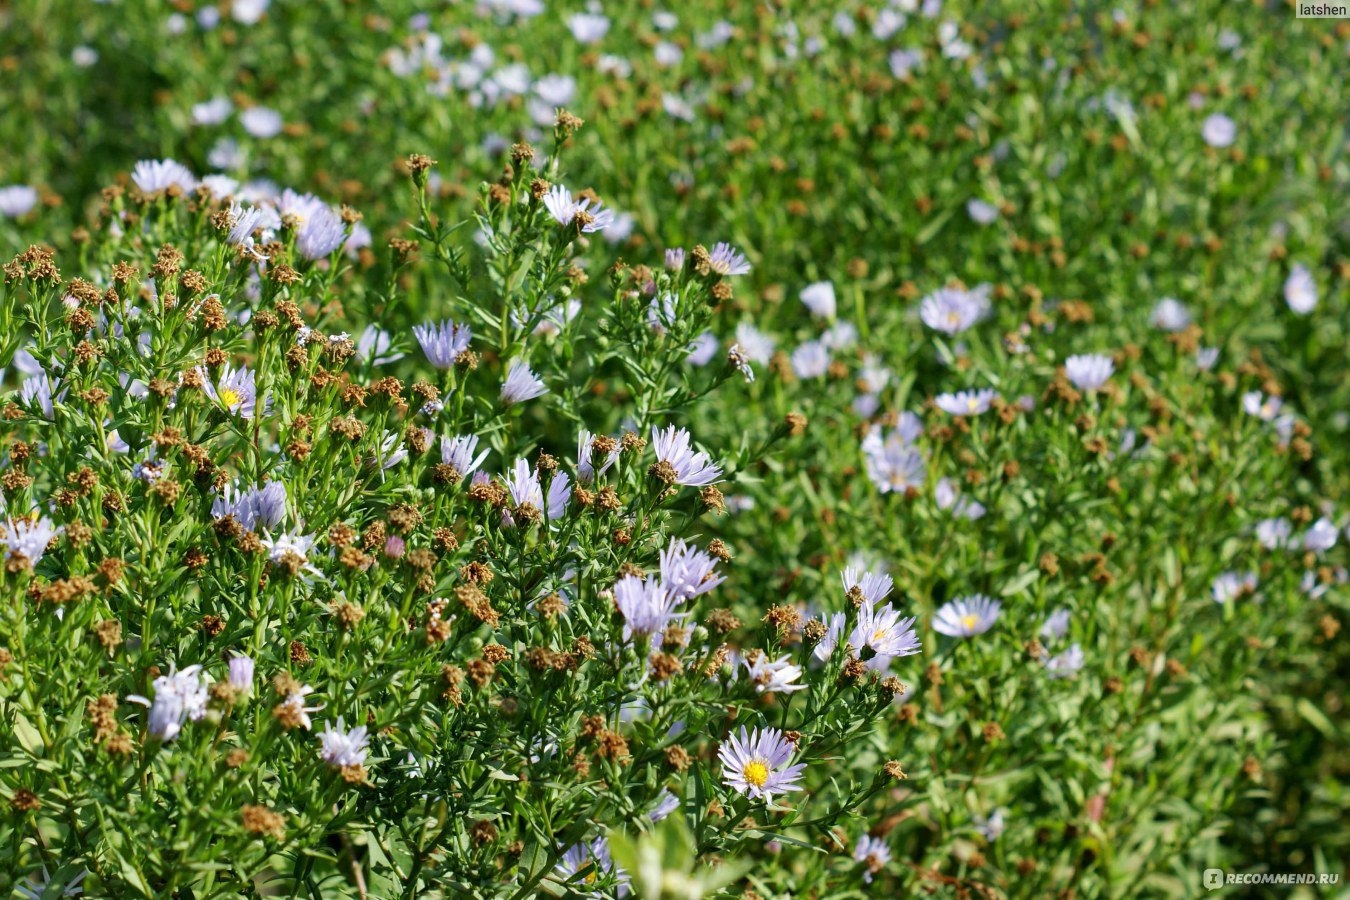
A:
933 595 1001 637
718 726 805 800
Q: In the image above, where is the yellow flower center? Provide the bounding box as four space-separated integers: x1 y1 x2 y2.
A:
872 627 888 644
218 387 242 409
742 759 769 788
966 397 979 412
961 614 978 630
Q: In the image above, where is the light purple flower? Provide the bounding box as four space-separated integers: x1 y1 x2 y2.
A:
412 319 471 369
854 833 892 884
440 434 489 482
1201 113 1236 148
614 574 682 639
933 595 1001 637
650 425 722 486
1064 354 1115 392
718 726 806 801
543 184 615 233
318 716 370 768
936 389 999 417
132 159 197 194
659 538 725 601
1 515 63 567
1284 263 1317 315
799 281 836 318
501 359 548 404
707 242 751 276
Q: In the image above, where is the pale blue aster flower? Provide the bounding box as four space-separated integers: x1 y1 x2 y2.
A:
412 319 471 369
799 281 836 318
1 515 63 566
440 434 489 481
854 833 892 884
933 595 1001 637
1044 643 1084 679
935 388 999 417
849 602 920 670
1064 354 1115 391
707 242 750 276
718 726 805 800
318 717 370 768
659 538 725 601
650 424 722 486
500 359 548 404
131 158 197 194
614 574 682 639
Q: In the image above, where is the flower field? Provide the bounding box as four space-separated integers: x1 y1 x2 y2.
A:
0 1 1346 897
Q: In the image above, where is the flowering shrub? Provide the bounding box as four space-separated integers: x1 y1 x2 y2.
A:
1 2 1348 898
